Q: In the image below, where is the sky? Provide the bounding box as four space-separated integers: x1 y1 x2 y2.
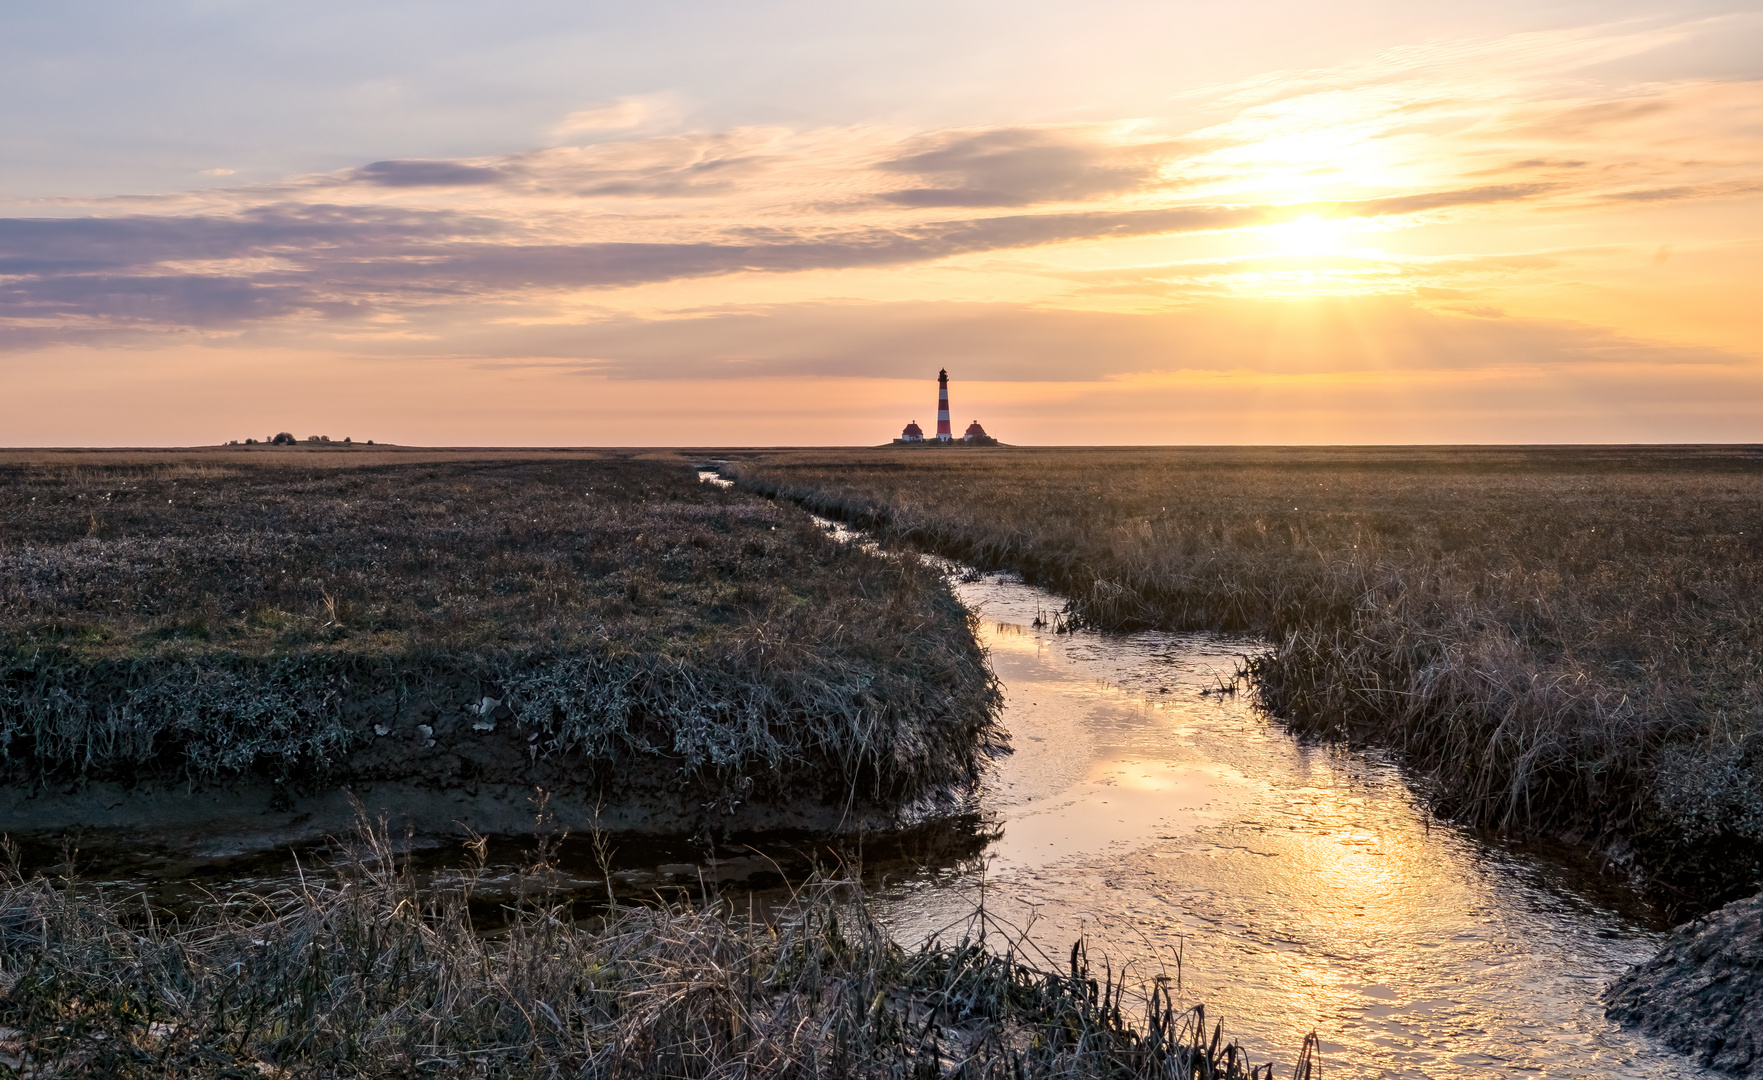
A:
2 0 1760 446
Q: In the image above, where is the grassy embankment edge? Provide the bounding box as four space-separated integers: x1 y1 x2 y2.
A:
0 457 1005 840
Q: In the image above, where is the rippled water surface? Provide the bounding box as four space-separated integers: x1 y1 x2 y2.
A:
868 567 1701 1079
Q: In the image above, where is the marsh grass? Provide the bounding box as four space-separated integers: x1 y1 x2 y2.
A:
0 820 1290 1079
0 454 1001 810
724 446 1763 914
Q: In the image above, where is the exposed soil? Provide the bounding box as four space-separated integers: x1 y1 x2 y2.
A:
1 712 934 860
1607 889 1763 1075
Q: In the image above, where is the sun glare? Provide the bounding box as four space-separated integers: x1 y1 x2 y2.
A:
1262 214 1354 256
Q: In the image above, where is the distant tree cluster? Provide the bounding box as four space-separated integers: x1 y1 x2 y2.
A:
232 432 373 447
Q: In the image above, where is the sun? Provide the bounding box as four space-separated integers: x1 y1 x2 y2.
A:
1261 214 1353 256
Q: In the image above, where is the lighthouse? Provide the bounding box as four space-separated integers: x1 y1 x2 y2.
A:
892 369 997 445
936 368 952 442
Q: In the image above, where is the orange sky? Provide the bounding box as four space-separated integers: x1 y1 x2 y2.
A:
2 8 1759 445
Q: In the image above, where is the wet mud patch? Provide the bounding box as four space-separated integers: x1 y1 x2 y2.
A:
14 802 997 925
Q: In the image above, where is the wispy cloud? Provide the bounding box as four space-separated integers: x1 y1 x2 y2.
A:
552 95 679 139
0 182 1566 348
352 160 509 187
874 127 1173 207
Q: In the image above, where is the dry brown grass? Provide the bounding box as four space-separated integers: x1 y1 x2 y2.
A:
722 445 1763 915
0 819 1292 1079
0 452 1001 812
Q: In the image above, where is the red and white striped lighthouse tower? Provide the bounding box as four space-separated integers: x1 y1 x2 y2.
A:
936 369 952 442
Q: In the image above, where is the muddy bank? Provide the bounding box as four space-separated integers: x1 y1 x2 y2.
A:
0 711 959 860
0 646 995 861
0 774 921 864
1607 890 1763 1076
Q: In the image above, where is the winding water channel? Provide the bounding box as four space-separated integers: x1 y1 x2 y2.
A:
710 473 1699 1077
873 565 1699 1078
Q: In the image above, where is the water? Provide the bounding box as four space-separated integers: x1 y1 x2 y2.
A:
862 566 1701 1079
701 466 1697 1075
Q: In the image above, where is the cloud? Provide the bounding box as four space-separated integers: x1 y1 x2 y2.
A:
352 160 508 187
0 206 503 343
326 130 797 200
1509 97 1674 139
875 128 1168 207
1600 179 1763 204
526 138 780 198
553 97 669 137
0 274 337 327
0 164 1594 359
0 205 505 276
1350 183 1555 216
0 182 1553 343
1050 250 1571 301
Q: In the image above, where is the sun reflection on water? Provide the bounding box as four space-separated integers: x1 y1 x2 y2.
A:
875 570 1699 1079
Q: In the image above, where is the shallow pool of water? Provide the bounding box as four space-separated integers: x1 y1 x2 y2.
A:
866 566 1700 1078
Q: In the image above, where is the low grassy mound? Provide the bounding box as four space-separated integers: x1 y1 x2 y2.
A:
725 446 1763 916
0 453 1002 834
